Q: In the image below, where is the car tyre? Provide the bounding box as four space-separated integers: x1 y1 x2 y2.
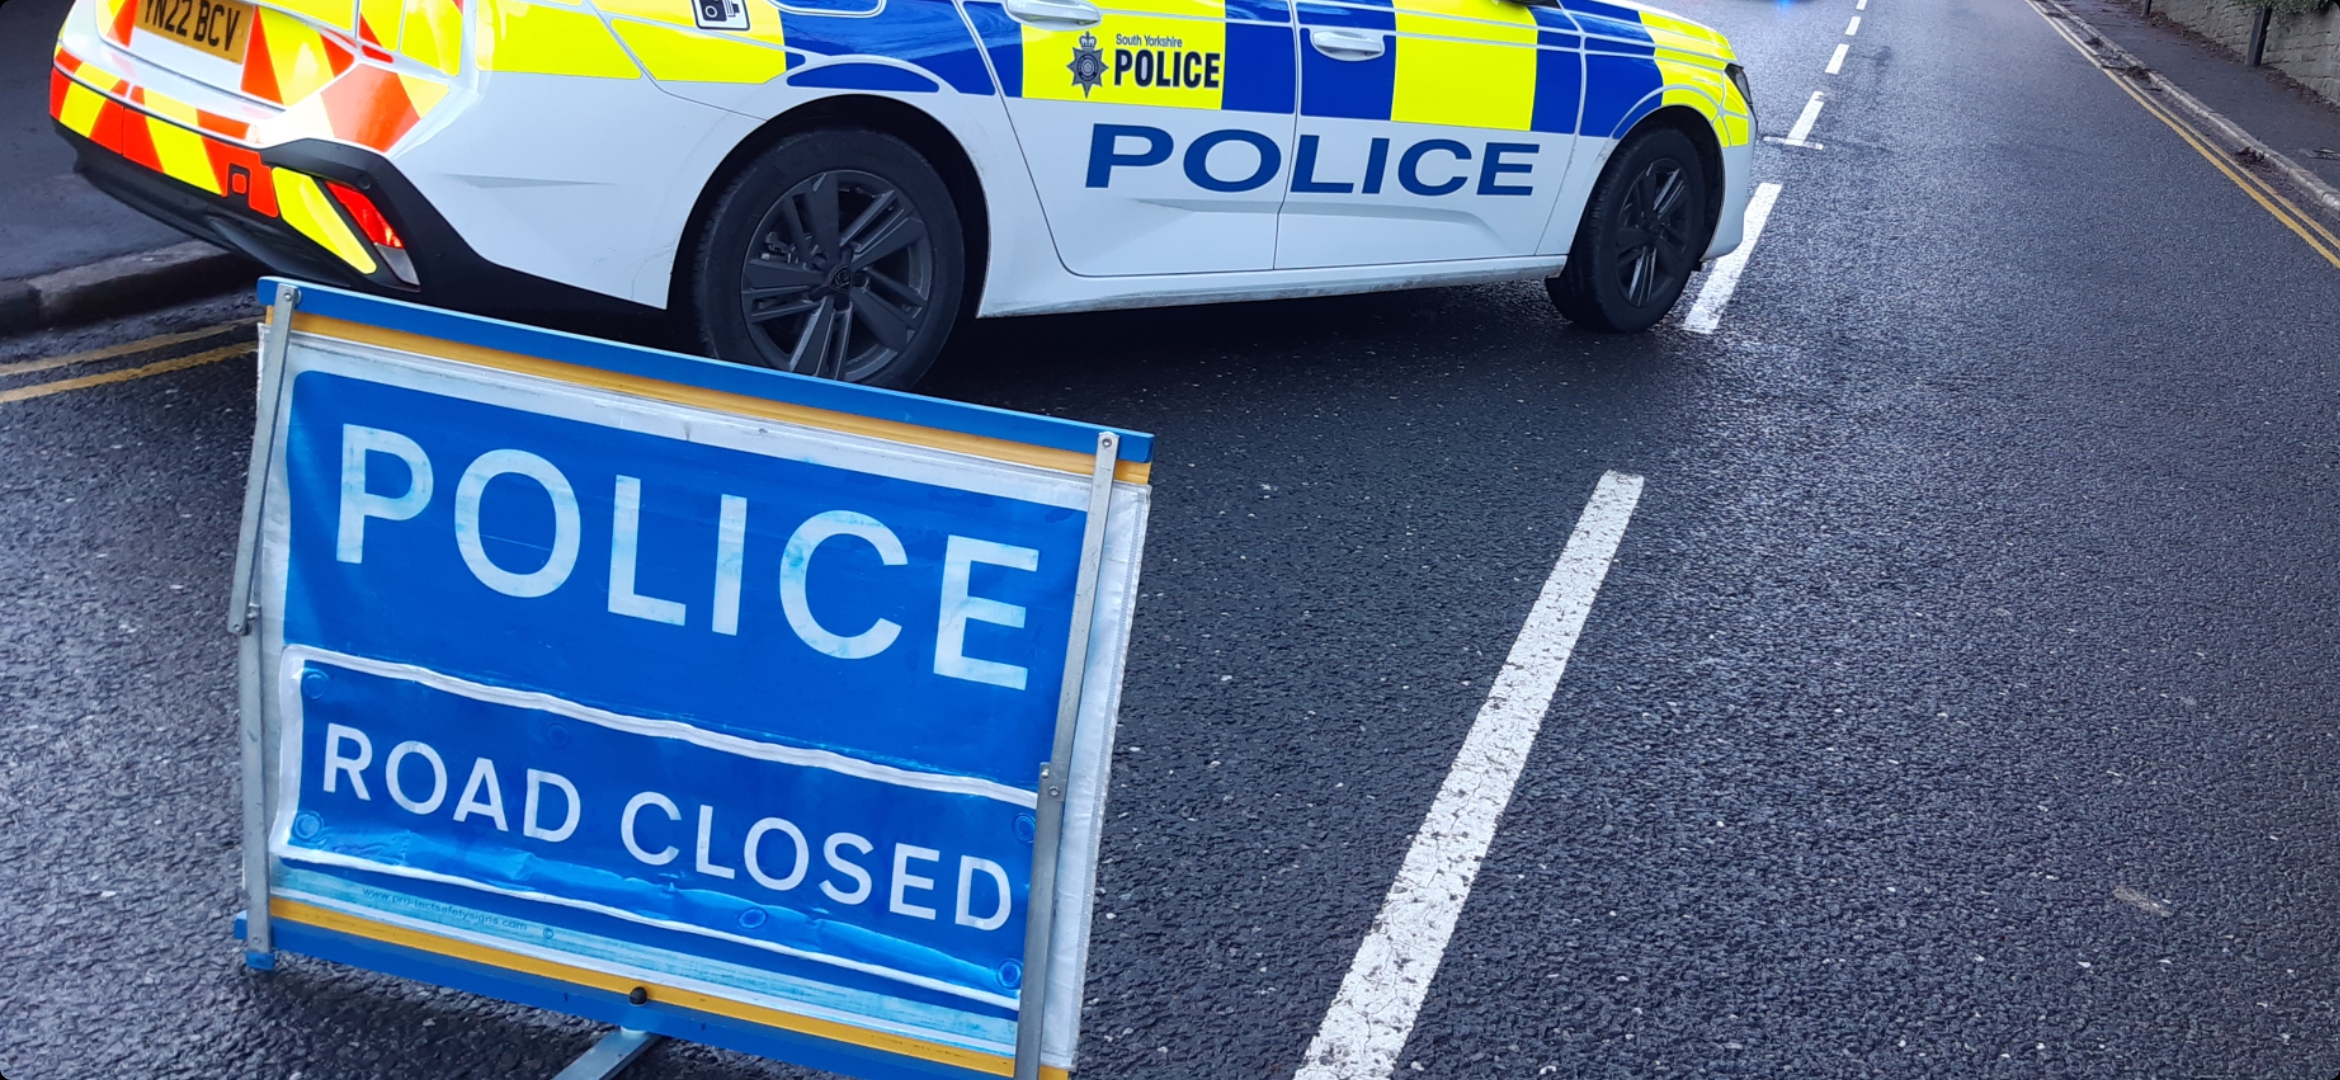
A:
692 128 965 388
1546 125 1713 333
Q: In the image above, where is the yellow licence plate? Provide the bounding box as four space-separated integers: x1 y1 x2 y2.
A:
136 0 256 64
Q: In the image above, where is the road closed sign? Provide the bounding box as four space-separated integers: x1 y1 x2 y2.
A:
226 279 1152 1080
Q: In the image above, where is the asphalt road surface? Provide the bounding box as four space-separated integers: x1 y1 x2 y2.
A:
9 0 2340 1076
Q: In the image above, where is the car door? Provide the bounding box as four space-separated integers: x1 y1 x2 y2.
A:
969 0 1300 275
1276 0 1581 268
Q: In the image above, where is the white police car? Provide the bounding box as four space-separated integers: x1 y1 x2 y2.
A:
52 0 1753 386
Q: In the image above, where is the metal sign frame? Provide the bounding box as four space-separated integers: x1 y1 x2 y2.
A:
228 279 1151 1080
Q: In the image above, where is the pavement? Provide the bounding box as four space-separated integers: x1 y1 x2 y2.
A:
0 0 192 282
8 1 2340 1079
2064 0 2340 193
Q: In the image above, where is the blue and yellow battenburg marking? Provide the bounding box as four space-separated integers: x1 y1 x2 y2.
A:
1295 0 1745 139
962 0 1295 112
591 0 792 84
953 0 1743 143
1565 0 1749 143
481 0 1742 143
1294 0 1577 133
494 0 1005 94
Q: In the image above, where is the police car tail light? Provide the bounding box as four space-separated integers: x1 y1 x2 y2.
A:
325 181 421 289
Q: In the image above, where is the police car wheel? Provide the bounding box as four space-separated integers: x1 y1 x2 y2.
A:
693 129 965 388
1547 127 1712 333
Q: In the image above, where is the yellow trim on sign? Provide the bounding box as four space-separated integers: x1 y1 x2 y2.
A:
269 899 1069 1079
285 312 1154 484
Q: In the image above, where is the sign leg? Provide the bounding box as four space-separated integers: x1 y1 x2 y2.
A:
234 283 301 968
237 631 272 968
1013 431 1121 1080
551 1028 665 1080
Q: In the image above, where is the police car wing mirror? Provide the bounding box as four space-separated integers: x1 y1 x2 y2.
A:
1003 0 1100 28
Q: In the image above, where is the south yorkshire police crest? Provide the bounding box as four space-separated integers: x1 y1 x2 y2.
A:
1068 31 1105 96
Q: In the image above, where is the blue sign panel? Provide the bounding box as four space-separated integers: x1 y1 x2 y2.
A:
283 369 1087 787
281 652 1033 1005
236 281 1151 1080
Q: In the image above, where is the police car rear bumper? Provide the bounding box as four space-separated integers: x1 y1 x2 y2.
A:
67 128 375 291
67 129 667 329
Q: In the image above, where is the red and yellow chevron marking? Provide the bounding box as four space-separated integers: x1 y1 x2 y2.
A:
105 0 138 45
241 6 357 105
54 18 448 278
357 0 403 53
52 46 125 93
57 48 258 147
53 54 283 211
58 37 445 153
267 63 448 149
316 65 422 149
52 56 388 278
53 62 281 214
131 84 255 142
398 0 464 76
271 168 379 273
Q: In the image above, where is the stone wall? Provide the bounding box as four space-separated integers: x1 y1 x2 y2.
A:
2149 0 2340 108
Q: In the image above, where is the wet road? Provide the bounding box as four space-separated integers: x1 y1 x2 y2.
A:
8 0 2340 1077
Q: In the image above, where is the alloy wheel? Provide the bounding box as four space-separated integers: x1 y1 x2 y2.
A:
739 169 934 381
1610 158 1697 309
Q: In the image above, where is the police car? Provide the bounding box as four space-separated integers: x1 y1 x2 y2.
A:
51 0 1753 387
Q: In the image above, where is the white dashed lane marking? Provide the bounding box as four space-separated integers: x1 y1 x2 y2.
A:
1684 182 1784 335
1769 90 1828 149
1826 42 1849 74
1846 14 1861 33
1292 472 1646 1080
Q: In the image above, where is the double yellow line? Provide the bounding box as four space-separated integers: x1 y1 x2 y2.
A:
0 318 258 406
2038 2 2340 269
